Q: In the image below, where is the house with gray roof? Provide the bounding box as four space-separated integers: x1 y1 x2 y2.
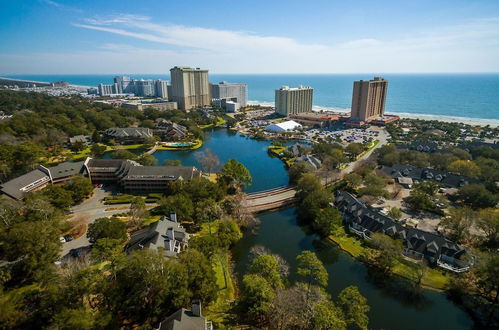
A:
335 191 472 273
104 127 154 144
381 164 477 188
155 120 188 141
0 168 51 200
126 213 189 257
157 301 212 330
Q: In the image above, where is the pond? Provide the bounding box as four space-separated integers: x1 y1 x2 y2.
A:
232 208 473 330
150 129 290 193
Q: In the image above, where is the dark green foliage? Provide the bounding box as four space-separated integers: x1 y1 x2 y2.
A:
0 220 61 284
455 184 497 209
156 193 194 220
87 217 127 243
288 161 315 184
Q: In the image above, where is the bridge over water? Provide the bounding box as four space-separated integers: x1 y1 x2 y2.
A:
242 186 298 212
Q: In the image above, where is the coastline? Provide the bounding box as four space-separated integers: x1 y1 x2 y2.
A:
247 100 499 127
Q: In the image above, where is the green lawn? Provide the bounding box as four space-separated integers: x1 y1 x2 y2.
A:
205 251 235 327
199 116 227 129
329 227 451 291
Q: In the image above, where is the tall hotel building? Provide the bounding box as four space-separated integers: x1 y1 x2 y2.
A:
210 81 248 107
350 77 388 122
275 85 313 116
170 66 210 110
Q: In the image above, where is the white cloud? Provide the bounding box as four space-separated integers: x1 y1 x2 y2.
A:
2 14 499 73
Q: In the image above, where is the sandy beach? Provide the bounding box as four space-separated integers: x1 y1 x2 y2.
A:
247 100 499 127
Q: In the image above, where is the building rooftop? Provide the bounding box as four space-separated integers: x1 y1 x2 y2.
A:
123 166 200 181
48 161 85 180
0 168 50 200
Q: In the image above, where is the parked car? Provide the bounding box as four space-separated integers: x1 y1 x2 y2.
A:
64 235 73 242
59 237 66 243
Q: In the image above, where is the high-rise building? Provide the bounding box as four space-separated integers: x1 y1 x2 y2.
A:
134 80 155 97
170 66 210 110
96 76 169 97
155 80 169 98
350 77 388 122
275 85 313 116
210 81 247 107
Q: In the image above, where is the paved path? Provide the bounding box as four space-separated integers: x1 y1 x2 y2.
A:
60 187 157 256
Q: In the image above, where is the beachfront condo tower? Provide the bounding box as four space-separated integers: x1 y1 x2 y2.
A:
170 66 210 110
275 85 313 116
350 77 388 122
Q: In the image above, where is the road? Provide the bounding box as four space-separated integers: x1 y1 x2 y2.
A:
61 187 137 256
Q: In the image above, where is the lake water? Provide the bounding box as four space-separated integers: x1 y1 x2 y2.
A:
107 129 290 193
5 73 499 121
232 208 473 330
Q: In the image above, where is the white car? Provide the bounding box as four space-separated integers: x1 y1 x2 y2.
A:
59 237 66 243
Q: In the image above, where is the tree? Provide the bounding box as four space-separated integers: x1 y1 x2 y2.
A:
90 144 106 157
70 140 86 152
312 208 343 237
129 197 148 227
219 159 252 189
249 254 284 289
440 207 475 243
387 207 402 220
102 250 190 326
337 286 370 330
163 159 182 166
476 208 499 247
289 161 314 184
300 188 332 220
42 185 74 210
216 218 242 249
136 153 156 166
52 307 96 330
240 274 275 323
364 233 403 275
296 173 323 201
296 251 329 291
157 194 193 220
195 148 220 174
448 160 481 178
344 173 362 189
456 184 497 209
194 198 221 230
112 149 137 160
312 301 347 330
346 143 364 158
91 130 101 143
87 217 127 243
64 176 93 202
0 220 61 283
178 249 217 304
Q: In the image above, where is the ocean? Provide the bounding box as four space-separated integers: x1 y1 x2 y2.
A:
4 73 499 122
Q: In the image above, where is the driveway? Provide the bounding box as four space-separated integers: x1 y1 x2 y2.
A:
61 187 132 256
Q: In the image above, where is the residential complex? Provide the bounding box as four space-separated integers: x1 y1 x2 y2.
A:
350 77 388 123
275 85 313 116
211 81 248 110
170 66 210 110
335 191 472 273
103 127 154 144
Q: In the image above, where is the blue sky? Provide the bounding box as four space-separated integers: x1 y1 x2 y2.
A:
1 0 499 74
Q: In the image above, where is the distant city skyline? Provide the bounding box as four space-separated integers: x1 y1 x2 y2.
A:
1 0 499 74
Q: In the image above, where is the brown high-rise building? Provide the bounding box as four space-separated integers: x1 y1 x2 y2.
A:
170 66 210 110
350 77 388 122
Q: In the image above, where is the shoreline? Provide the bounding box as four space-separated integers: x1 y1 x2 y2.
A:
247 100 499 127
